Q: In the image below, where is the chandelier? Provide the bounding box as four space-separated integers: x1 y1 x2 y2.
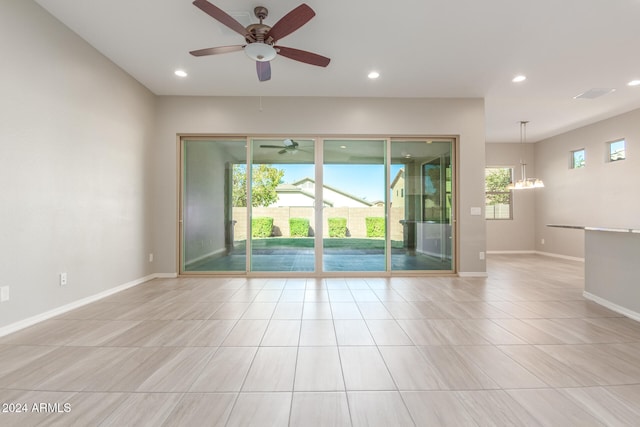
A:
508 121 544 190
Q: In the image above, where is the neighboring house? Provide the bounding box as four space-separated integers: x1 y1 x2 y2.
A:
272 177 373 208
390 168 405 207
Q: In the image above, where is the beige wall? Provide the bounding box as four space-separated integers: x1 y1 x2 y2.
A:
534 108 640 258
485 143 537 252
0 1 156 328
154 97 487 274
488 107 640 258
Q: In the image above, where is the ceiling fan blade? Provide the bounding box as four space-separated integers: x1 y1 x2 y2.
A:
189 45 244 57
256 61 271 82
276 46 330 67
278 149 288 155
260 145 284 148
192 0 251 40
266 4 315 42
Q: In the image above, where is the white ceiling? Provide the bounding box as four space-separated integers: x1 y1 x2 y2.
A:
35 0 640 143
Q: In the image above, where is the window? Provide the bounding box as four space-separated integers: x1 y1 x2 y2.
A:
485 167 513 220
571 149 585 169
608 139 625 162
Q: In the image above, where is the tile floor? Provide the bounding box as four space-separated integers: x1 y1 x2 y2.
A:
2 254 640 426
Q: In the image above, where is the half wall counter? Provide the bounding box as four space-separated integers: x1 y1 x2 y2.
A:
547 224 640 321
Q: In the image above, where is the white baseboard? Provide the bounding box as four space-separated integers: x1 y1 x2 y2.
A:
535 251 584 262
486 250 584 262
486 250 536 255
154 273 179 279
583 291 640 323
0 273 174 338
457 272 489 278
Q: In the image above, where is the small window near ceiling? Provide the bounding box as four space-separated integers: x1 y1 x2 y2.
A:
571 149 585 169
607 139 625 162
485 167 513 220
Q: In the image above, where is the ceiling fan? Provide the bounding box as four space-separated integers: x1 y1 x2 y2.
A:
260 139 303 154
189 0 331 81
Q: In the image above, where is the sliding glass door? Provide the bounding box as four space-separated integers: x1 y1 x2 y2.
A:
322 139 386 272
180 136 456 275
390 139 455 271
181 138 246 272
250 138 316 272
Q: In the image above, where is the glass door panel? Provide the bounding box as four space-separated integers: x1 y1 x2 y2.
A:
250 138 315 272
390 139 454 271
322 139 386 272
181 138 247 272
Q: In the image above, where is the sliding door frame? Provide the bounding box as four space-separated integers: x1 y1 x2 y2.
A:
177 134 459 277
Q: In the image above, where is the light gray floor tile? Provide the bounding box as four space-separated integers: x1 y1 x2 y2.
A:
290 392 351 427
339 346 395 390
261 320 301 346
295 346 344 391
401 391 477 426
225 392 292 427
242 347 297 391
348 391 414 427
334 319 375 345
189 347 257 392
299 320 337 346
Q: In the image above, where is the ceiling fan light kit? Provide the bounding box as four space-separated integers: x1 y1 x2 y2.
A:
190 0 331 82
244 43 277 62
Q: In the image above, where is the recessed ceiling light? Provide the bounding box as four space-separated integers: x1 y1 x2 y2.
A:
174 70 188 77
368 71 380 79
340 145 347 149
512 75 526 83
628 80 640 87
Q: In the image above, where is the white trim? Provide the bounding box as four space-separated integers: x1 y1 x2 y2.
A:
486 250 536 255
535 251 584 262
154 272 178 279
0 273 170 338
486 250 584 262
583 291 640 323
457 272 489 278
584 226 630 233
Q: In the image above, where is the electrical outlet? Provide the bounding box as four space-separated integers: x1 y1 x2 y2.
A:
479 251 485 260
60 273 67 286
149 253 154 262
541 238 545 245
0 286 9 302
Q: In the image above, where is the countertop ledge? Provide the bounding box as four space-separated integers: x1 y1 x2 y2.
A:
547 224 640 233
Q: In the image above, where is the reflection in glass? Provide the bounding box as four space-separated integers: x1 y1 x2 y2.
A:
181 139 247 272
391 139 454 271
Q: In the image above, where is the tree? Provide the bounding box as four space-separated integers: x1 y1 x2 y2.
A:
232 165 248 207
232 164 285 207
485 168 511 205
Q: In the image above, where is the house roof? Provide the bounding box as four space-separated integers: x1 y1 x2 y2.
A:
391 169 405 189
290 177 372 207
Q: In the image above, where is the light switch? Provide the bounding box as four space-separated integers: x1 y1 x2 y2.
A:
470 207 482 216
